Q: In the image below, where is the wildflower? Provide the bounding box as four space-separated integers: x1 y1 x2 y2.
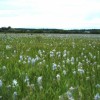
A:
20 55 23 61
23 61 26 64
58 64 61 68
63 50 67 58
0 96 2 99
2 66 6 72
78 62 82 67
59 95 64 100
86 77 90 80
94 93 100 100
0 80 2 87
37 76 42 86
52 63 57 70
78 68 84 74
39 85 43 91
6 56 9 59
63 53 66 58
31 58 35 65
43 60 45 63
71 57 74 62
56 74 60 81
6 45 11 50
89 52 93 58
30 84 35 90
63 70 66 75
73 71 76 75
76 57 78 62
96 84 100 88
12 79 18 86
6 85 11 90
97 65 100 68
35 55 39 61
93 56 96 59
28 56 31 64
50 51 54 57
83 48 85 50
24 76 29 86
69 86 75 92
81 52 84 56
13 91 17 100
66 58 70 64
66 91 74 100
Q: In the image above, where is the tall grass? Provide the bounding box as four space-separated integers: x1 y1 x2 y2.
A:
0 34 100 100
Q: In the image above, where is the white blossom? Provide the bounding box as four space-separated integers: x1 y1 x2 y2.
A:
56 74 60 81
37 76 42 86
63 70 67 75
52 63 57 70
94 93 100 100
12 79 18 86
13 91 17 100
6 45 12 50
0 80 2 87
20 55 23 61
78 68 84 74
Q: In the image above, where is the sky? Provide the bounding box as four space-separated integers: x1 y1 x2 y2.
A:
0 0 100 29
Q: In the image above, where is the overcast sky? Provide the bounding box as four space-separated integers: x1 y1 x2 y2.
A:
0 0 100 29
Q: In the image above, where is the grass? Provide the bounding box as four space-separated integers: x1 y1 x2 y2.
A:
0 34 100 100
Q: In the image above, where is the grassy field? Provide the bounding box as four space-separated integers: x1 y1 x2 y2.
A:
0 34 100 100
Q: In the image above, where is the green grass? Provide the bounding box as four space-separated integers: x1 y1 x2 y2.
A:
0 34 100 100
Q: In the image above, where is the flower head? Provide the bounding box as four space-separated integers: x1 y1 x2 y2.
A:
0 80 2 87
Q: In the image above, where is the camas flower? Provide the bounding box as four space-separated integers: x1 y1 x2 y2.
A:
37 76 42 86
12 79 18 86
56 74 60 81
52 63 57 70
0 80 2 87
94 93 100 100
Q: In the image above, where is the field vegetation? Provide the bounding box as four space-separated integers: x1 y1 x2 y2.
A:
0 34 100 100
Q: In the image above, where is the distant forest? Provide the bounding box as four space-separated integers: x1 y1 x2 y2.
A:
0 26 100 34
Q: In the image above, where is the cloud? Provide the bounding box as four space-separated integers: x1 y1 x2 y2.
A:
0 0 100 29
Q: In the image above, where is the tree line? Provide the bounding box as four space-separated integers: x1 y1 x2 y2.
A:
0 26 100 34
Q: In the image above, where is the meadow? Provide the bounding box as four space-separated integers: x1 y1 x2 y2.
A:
0 34 100 100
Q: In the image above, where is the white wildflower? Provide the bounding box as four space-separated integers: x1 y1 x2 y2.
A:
28 56 31 64
66 91 74 100
71 57 74 62
23 61 26 64
39 85 43 91
31 58 35 65
2 66 6 72
0 80 2 87
37 76 42 86
69 86 75 92
13 91 17 100
50 51 54 57
96 84 100 88
56 74 60 81
78 68 84 74
20 55 23 61
35 55 39 61
63 70 66 75
78 62 82 67
6 45 12 50
63 53 66 58
94 93 100 100
25 76 29 86
73 71 76 75
66 58 70 64
12 79 18 86
52 63 57 70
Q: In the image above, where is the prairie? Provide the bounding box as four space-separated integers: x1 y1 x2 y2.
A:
0 34 100 100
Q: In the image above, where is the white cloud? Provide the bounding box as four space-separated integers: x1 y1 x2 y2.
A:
0 0 100 29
